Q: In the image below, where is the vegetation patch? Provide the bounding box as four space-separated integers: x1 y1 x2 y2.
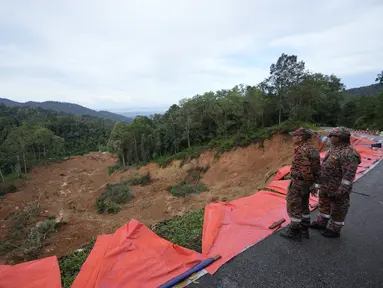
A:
0 201 61 261
107 163 130 175
153 145 209 168
23 219 59 260
282 174 292 180
0 183 18 196
168 181 207 197
153 209 204 252
121 172 151 186
96 181 133 214
167 165 209 197
59 240 96 288
210 120 318 157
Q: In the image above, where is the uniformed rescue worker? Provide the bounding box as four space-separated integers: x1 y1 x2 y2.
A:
310 127 361 237
280 128 321 241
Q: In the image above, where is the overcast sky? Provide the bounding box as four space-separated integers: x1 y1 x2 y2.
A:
0 0 382 111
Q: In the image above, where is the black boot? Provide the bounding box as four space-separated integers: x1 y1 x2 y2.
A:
320 228 340 238
280 225 302 242
309 220 327 230
301 226 310 239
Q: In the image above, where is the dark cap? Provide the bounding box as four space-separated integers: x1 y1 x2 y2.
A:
289 127 313 137
329 127 351 138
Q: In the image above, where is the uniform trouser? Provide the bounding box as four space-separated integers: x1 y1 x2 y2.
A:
315 191 350 233
286 180 311 229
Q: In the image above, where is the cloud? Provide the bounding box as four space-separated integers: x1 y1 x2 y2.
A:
0 0 382 110
269 2 383 77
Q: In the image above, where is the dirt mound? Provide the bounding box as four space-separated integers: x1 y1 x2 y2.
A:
0 135 294 263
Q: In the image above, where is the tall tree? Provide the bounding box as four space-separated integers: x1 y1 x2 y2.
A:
259 53 306 124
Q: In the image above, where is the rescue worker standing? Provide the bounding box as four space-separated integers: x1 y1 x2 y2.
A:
280 128 321 241
310 127 361 237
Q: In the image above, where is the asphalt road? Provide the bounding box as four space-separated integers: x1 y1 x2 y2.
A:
188 160 383 288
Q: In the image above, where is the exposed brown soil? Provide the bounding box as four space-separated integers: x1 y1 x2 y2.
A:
0 134 295 263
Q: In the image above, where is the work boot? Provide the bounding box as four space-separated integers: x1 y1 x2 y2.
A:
320 228 340 238
301 226 310 239
279 225 302 242
309 220 327 230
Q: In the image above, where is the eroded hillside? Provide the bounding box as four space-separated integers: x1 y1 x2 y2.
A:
0 134 295 263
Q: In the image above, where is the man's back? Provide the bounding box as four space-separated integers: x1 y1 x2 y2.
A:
291 141 321 184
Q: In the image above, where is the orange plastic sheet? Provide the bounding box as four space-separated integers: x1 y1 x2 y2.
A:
356 148 382 161
202 191 289 274
266 179 290 194
0 256 61 288
351 135 376 146
272 165 291 181
71 218 206 288
265 180 318 209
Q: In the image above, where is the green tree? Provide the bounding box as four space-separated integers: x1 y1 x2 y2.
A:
259 53 306 124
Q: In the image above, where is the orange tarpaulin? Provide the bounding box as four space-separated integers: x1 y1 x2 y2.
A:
71 218 206 288
351 135 376 146
272 165 291 181
265 180 318 209
202 191 289 274
0 256 61 288
266 179 290 194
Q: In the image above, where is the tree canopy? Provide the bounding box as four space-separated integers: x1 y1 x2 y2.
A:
0 105 114 177
1 54 382 177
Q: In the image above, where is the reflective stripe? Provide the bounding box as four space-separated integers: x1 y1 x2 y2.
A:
341 179 352 186
320 213 330 219
290 217 301 223
314 183 320 188
302 214 310 218
333 221 345 226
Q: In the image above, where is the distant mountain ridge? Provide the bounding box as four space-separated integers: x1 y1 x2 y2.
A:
345 83 383 96
0 98 132 123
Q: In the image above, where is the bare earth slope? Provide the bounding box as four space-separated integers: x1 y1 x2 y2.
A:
0 134 294 263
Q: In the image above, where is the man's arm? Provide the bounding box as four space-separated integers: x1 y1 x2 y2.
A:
310 148 321 187
335 150 361 197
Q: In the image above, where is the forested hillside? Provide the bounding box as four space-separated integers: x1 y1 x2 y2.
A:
1 54 382 181
0 105 113 180
107 54 383 168
345 84 383 97
0 99 132 123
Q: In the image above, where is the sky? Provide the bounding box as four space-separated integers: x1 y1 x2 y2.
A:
0 0 382 111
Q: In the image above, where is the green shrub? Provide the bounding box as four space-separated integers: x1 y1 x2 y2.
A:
219 138 236 153
270 120 317 135
153 209 204 252
0 183 18 196
0 241 15 256
153 146 208 168
96 182 133 214
168 181 207 197
125 172 151 186
24 219 58 260
107 164 120 175
0 202 61 260
59 240 96 288
4 172 27 181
